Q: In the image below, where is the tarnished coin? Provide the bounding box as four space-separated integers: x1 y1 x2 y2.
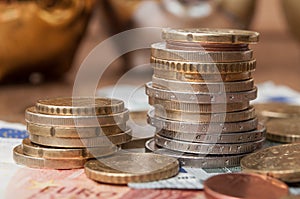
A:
151 42 254 62
151 57 256 74
266 118 300 143
157 124 265 144
84 153 179 184
29 129 132 148
162 28 260 44
152 76 254 93
22 138 118 159
204 173 289 199
153 106 256 123
254 103 300 119
149 97 250 113
13 145 90 169
146 82 257 103
154 69 252 82
241 143 300 182
36 97 124 116
154 134 265 155
145 139 246 168
25 107 129 127
27 122 126 138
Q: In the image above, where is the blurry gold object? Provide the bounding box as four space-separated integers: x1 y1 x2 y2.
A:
0 0 94 82
282 0 300 42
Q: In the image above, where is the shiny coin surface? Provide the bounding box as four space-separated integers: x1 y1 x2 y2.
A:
155 134 265 155
162 28 260 44
157 124 265 144
27 122 126 138
254 103 300 119
84 153 179 184
154 69 252 82
151 57 256 74
36 97 124 116
153 106 256 123
148 111 258 133
241 143 300 182
13 145 89 169
149 97 250 113
29 129 132 148
152 76 254 93
22 138 118 159
25 107 129 127
204 173 289 199
146 82 257 103
266 118 300 143
145 139 246 168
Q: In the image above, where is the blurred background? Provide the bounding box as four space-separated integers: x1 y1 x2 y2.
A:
0 0 300 122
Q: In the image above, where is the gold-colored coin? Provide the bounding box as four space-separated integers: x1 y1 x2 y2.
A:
151 43 254 62
27 122 126 138
241 143 300 182
36 97 124 116
25 107 129 127
254 103 300 119
149 97 250 113
154 106 256 123
22 138 118 159
152 76 254 93
13 145 90 169
154 68 252 82
29 129 132 148
266 118 300 143
84 153 179 184
162 28 259 44
151 57 256 74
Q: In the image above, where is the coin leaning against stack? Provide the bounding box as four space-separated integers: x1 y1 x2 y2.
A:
13 97 132 169
146 28 266 168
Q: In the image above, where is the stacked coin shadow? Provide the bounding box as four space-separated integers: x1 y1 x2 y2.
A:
13 97 132 169
145 28 266 168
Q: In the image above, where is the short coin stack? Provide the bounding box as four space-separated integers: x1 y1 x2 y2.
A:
13 97 132 169
145 28 265 168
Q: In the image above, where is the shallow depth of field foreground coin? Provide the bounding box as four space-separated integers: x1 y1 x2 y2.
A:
203 173 289 199
84 153 179 184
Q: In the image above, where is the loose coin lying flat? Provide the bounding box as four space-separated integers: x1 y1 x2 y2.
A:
145 139 246 168
25 107 129 127
162 28 260 44
157 124 265 144
148 111 258 133
27 122 126 138
84 153 179 184
266 118 300 143
13 145 89 169
254 103 300 119
29 129 132 148
204 173 289 199
149 97 250 113
241 143 300 182
155 134 264 155
36 97 124 116
22 138 118 158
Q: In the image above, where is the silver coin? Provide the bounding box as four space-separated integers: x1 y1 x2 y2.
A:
155 133 265 155
148 110 258 133
145 139 246 168
157 124 265 144
145 82 257 103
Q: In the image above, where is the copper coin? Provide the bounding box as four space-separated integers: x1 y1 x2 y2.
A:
204 173 289 199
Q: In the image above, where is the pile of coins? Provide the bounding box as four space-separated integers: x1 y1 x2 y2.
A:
13 97 132 169
146 28 266 168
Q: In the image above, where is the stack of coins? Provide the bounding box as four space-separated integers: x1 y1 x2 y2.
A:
145 28 266 168
13 97 132 169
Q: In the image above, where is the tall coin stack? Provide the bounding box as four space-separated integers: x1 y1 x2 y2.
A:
145 28 266 168
13 97 132 169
